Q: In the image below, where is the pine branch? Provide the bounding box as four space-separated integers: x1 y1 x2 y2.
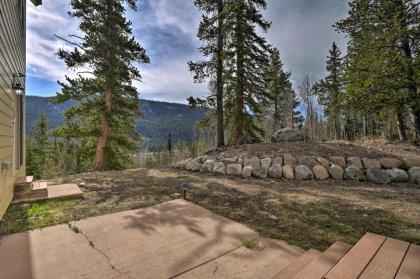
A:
54 34 86 51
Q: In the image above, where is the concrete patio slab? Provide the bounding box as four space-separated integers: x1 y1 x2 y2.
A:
47 184 83 200
177 238 304 279
71 199 259 278
0 224 119 279
0 199 259 279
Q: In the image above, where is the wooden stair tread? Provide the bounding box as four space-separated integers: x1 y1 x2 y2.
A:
291 241 351 279
15 176 33 185
32 181 48 191
395 244 420 279
272 249 321 279
360 238 409 279
325 233 386 279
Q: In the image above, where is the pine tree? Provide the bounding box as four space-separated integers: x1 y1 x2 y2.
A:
224 0 271 143
265 47 296 130
167 132 173 159
25 139 36 177
32 112 51 179
189 0 225 147
52 0 150 170
336 0 419 142
314 42 343 140
292 92 304 129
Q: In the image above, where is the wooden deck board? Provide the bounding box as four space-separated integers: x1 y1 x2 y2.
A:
360 238 409 279
291 241 351 279
324 233 386 279
395 244 420 279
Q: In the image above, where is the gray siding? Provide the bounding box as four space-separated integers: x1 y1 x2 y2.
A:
0 0 26 218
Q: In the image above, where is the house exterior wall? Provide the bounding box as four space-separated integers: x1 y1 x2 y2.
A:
0 0 27 218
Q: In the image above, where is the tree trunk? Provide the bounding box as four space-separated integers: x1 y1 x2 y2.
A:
397 108 408 141
216 0 225 147
400 23 418 141
235 5 245 142
93 87 112 170
413 108 420 142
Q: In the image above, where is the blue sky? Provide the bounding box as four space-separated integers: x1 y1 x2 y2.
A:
26 0 349 103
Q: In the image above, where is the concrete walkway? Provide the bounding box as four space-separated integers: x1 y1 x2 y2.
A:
0 199 301 279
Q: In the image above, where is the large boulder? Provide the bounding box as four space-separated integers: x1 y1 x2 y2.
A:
344 166 366 182
268 164 283 179
316 157 331 168
282 165 295 179
227 164 243 176
253 166 268 178
284 154 298 168
386 168 408 183
271 128 305 142
186 159 202 172
362 158 381 169
379 158 401 169
402 157 420 169
242 166 253 178
408 167 420 184
295 165 314 180
244 157 261 168
347 157 363 169
366 168 390 184
313 165 329 180
272 157 283 166
261 157 272 171
328 164 344 180
195 156 206 164
329 157 347 169
175 159 191 170
213 162 226 175
297 156 318 168
201 160 215 173
221 156 238 165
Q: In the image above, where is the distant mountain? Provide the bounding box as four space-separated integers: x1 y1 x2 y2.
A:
26 96 207 150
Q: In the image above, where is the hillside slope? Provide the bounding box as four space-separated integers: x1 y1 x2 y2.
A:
26 96 207 150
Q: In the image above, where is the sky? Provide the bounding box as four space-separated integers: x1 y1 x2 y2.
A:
26 0 349 103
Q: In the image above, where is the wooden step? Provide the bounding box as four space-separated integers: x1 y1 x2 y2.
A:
14 176 34 192
290 241 352 279
395 244 420 279
14 181 48 201
360 238 409 279
325 233 386 279
272 249 321 279
32 181 48 191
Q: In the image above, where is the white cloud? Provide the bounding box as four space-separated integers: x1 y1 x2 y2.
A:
137 59 207 102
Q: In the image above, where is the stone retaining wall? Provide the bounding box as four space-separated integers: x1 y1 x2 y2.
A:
174 154 420 185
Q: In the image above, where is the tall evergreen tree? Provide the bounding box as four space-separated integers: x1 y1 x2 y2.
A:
314 42 344 140
32 112 51 179
189 0 226 147
336 0 419 142
265 47 296 130
224 0 271 143
52 0 150 170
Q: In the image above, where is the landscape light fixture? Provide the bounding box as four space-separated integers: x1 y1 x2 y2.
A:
12 74 25 95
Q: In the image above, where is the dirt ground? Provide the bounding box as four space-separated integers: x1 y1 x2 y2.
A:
207 141 420 159
1 167 419 250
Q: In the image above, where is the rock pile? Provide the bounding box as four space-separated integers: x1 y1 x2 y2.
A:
174 154 420 185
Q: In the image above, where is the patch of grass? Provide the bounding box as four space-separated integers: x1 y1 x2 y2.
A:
243 239 260 250
0 200 80 236
68 223 80 234
189 185 420 251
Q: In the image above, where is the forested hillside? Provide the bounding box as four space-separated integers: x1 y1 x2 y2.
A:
26 96 207 150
